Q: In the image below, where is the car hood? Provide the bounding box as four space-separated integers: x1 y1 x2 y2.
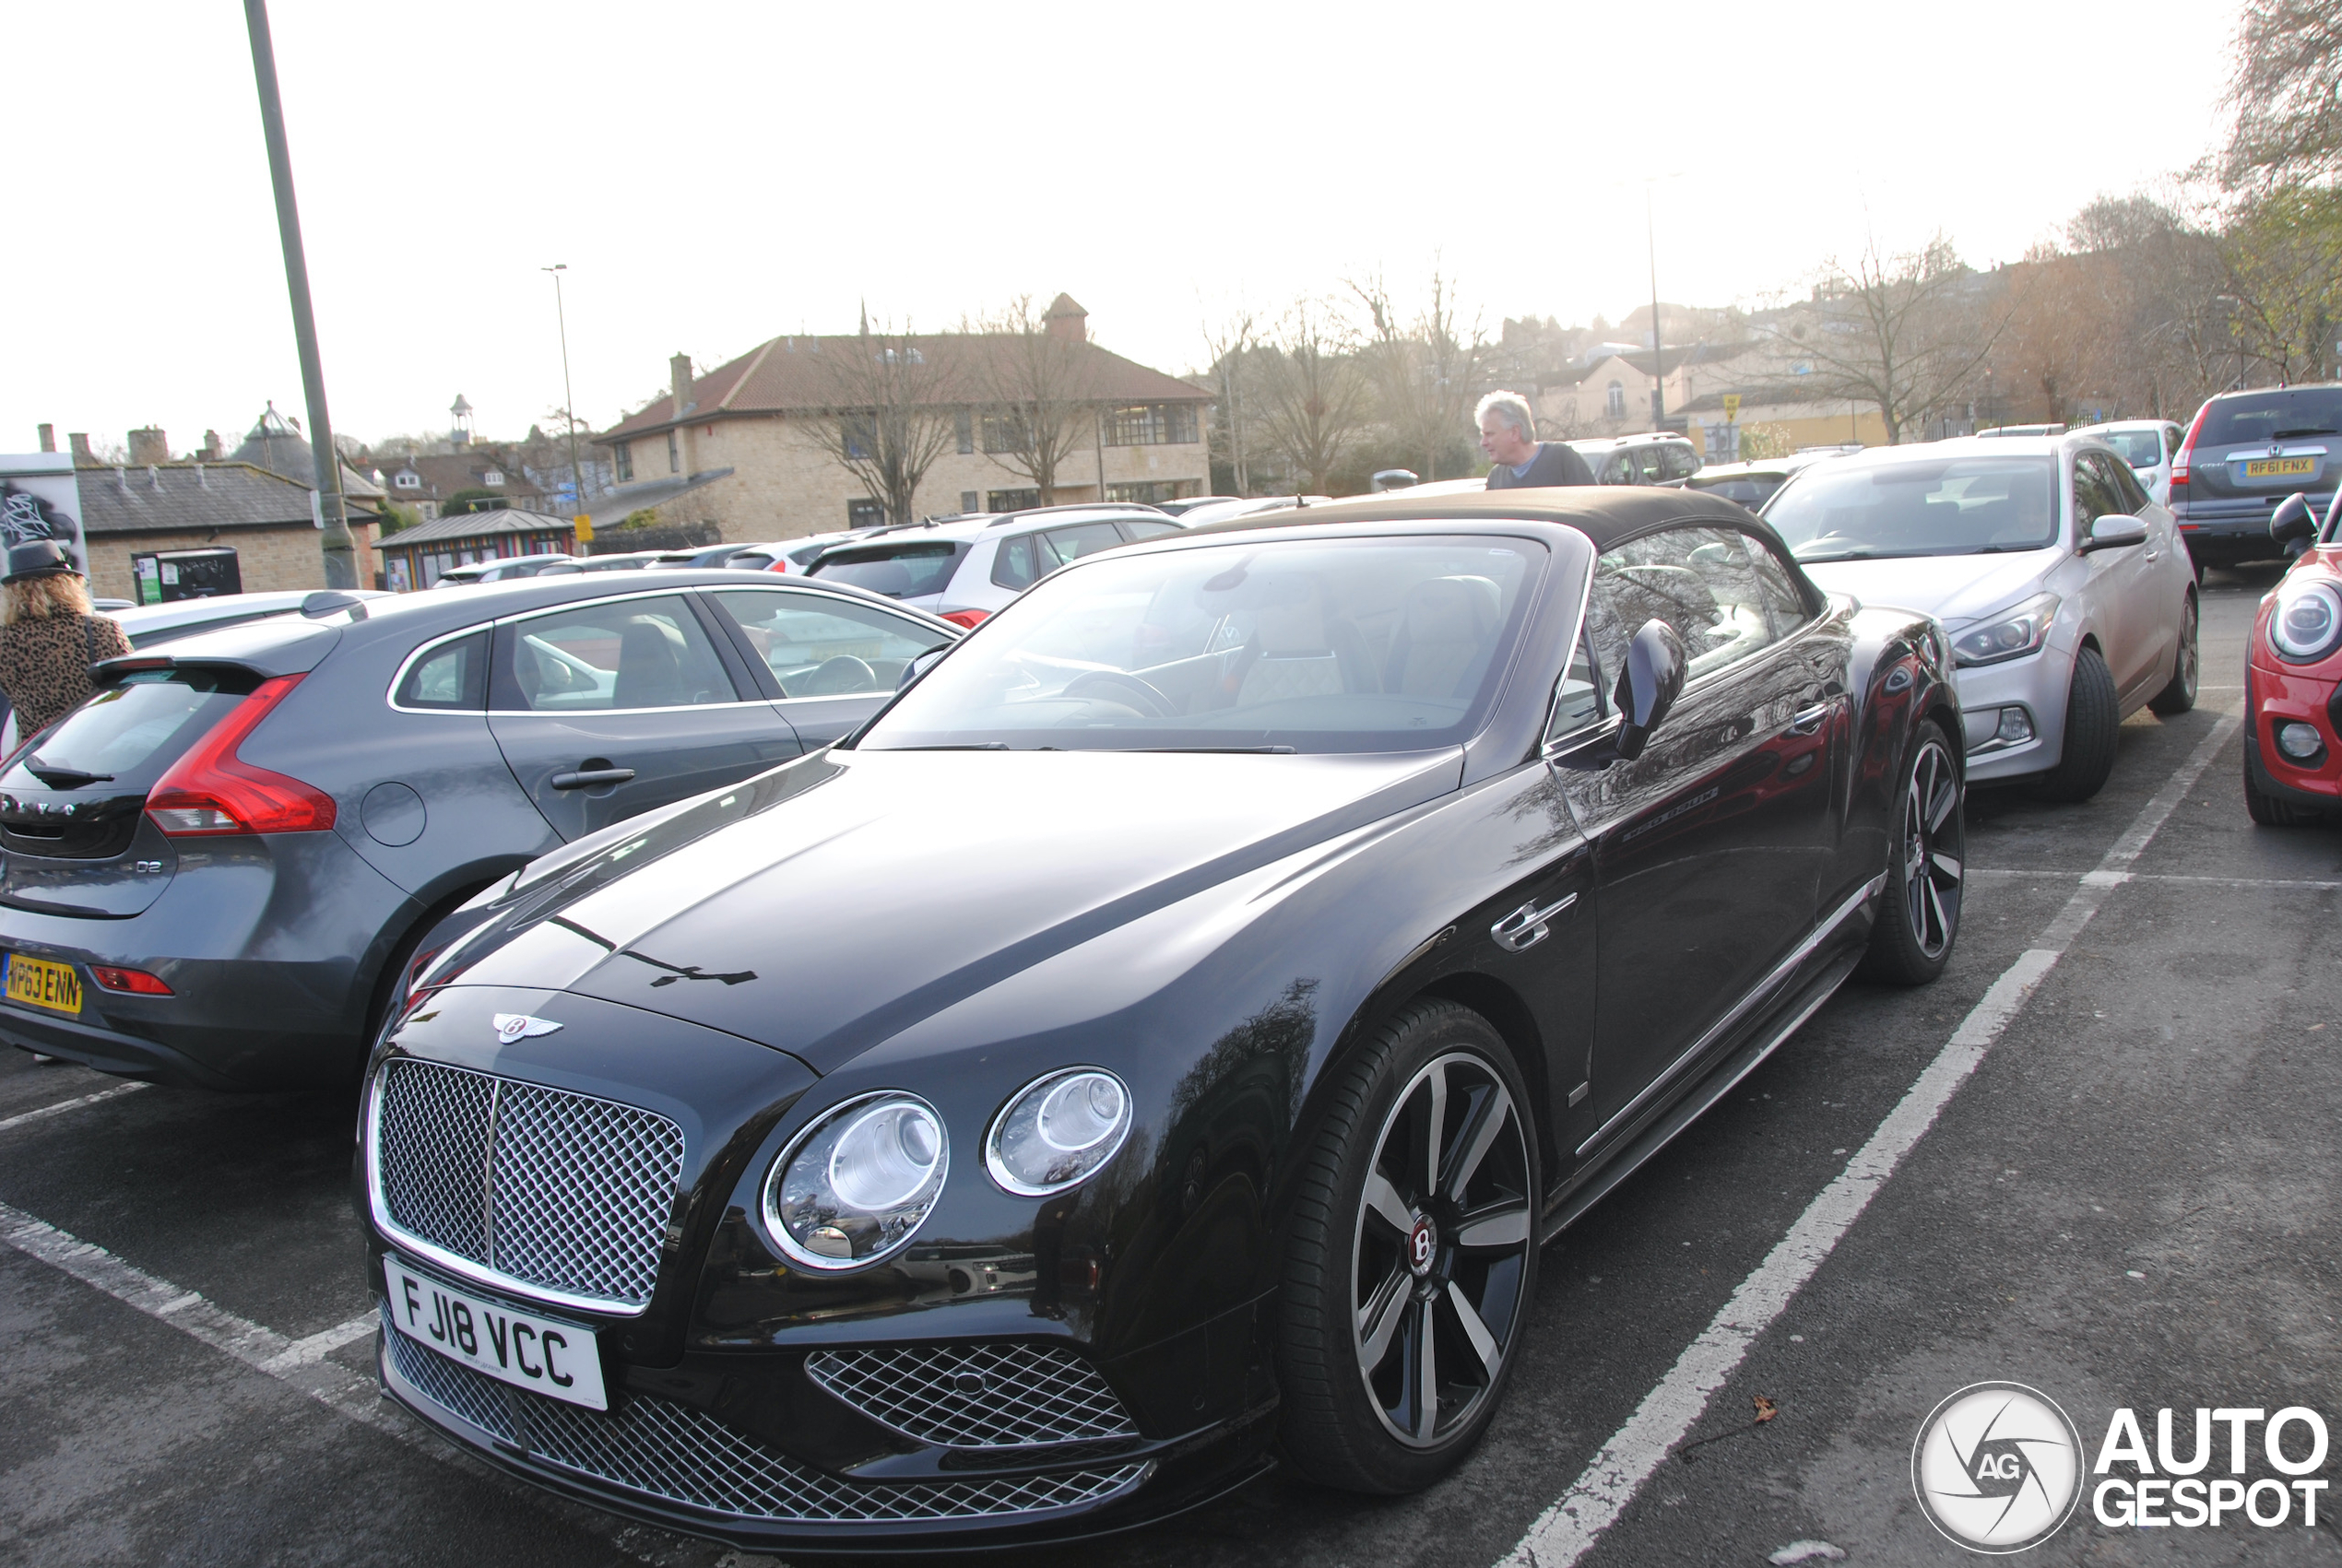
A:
435 746 1461 1075
1797 549 2057 630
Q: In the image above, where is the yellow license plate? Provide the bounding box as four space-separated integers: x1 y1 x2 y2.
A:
2243 456 2317 477
6 954 82 1015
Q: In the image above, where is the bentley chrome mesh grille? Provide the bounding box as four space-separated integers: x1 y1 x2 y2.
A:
372 1058 684 1308
804 1343 1139 1447
383 1319 1150 1524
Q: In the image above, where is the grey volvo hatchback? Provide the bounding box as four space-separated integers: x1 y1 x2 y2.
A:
0 572 956 1089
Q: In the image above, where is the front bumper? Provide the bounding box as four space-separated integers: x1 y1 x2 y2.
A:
373 1274 1278 1553
1950 645 2073 784
2246 659 2342 804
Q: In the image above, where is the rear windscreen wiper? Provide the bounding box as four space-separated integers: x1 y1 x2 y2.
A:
23 757 113 790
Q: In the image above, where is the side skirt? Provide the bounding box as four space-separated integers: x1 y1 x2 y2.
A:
1538 946 1863 1244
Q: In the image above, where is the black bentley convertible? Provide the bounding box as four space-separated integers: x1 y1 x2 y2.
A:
361 489 1965 1549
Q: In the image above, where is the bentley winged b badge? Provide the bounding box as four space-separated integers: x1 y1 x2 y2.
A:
491 1013 563 1043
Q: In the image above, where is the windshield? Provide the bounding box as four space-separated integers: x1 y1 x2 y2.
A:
2198 389 2342 447
2099 430 2164 466
1764 455 2059 560
858 536 1542 754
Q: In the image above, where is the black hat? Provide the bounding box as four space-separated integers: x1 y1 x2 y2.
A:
3 540 78 584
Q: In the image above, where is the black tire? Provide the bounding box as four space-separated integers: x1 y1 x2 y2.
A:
1276 1000 1539 1493
2243 728 2327 826
2147 590 2199 716
2031 645 2119 803
1862 721 1964 985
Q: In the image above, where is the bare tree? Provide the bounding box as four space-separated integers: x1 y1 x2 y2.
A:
1253 303 1373 495
1349 266 1487 480
1199 307 1260 494
965 296 1100 506
1761 235 2003 444
801 320 962 525
2223 0 2342 190
2220 185 2342 383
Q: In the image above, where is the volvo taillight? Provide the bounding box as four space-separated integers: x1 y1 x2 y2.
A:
937 609 989 630
146 673 337 837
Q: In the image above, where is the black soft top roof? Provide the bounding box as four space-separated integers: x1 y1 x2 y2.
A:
1182 485 1772 553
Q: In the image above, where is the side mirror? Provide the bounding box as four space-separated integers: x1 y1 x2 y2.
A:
2080 514 2149 553
1612 619 1686 761
2273 490 2316 556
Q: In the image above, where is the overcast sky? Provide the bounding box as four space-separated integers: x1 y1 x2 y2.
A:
10 0 2245 459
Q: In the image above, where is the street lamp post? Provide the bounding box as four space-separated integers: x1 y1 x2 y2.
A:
543 265 593 548
243 0 359 589
1646 185 1666 430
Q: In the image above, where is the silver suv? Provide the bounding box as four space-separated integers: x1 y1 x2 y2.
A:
1566 431 1704 485
2170 383 2342 571
804 504 1181 627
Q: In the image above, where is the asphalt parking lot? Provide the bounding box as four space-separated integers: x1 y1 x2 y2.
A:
2 563 2335 1567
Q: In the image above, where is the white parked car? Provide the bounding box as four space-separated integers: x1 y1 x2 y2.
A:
1765 432 2198 801
804 504 1182 627
2072 419 2188 507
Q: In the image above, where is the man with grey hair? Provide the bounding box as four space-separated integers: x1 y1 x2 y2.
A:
1478 392 1593 489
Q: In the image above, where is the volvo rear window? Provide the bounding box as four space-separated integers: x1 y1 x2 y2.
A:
806 541 966 598
2197 390 2342 447
2 670 250 788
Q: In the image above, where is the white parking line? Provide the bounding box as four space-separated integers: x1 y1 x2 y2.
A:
1970 869 2342 890
1497 711 2242 1568
0 1199 666 1562
0 1080 149 1134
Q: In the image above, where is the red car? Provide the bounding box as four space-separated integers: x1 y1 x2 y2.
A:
2246 493 2342 822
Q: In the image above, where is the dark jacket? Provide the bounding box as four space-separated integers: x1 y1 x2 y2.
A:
0 612 133 742
1486 442 1594 489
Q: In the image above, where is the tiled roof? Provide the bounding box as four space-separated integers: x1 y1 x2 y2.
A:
597 332 1206 444
75 462 381 536
374 452 548 506
375 507 575 550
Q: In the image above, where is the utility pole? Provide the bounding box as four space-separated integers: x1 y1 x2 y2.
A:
243 0 358 589
1647 184 1666 431
543 265 594 546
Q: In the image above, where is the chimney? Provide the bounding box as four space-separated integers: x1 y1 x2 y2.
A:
36 424 53 453
199 430 222 462
128 427 170 466
1044 293 1089 343
68 433 96 467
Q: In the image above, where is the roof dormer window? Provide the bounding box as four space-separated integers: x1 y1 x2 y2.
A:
395 470 421 489
482 469 504 486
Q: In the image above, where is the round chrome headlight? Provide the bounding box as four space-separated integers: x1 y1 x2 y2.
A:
2271 582 2342 662
985 1068 1132 1196
762 1093 947 1270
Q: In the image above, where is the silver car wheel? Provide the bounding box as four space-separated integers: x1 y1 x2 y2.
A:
1350 1051 1532 1447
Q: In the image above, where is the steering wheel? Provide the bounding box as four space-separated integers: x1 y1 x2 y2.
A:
798 655 876 696
1059 669 1176 717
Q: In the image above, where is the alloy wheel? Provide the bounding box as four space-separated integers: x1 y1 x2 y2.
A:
1350 1052 1532 1447
1902 737 1964 960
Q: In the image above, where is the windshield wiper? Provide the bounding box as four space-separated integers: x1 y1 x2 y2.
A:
885 742 1011 750
1115 744 1298 754
1794 548 1875 561
23 757 113 789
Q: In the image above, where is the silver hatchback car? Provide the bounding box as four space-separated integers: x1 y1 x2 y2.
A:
1766 433 2199 800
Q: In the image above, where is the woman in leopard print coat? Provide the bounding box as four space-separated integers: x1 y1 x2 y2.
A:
0 541 132 746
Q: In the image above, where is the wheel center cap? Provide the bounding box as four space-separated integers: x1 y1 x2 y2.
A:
1406 1214 1438 1276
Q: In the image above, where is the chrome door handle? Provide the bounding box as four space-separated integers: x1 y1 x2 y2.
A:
1491 891 1578 952
550 767 636 789
1790 702 1831 735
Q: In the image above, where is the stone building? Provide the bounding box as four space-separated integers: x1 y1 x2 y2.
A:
72 458 381 601
590 296 1210 543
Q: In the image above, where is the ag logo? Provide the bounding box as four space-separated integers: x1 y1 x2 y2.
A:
1912 1382 2083 1552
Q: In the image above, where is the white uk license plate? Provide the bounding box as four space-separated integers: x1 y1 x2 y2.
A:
384 1256 608 1411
